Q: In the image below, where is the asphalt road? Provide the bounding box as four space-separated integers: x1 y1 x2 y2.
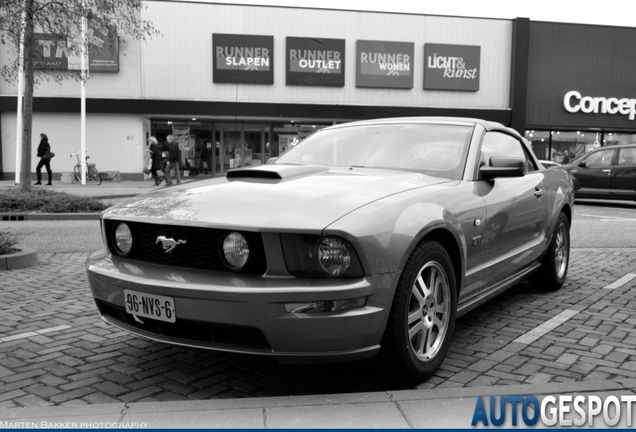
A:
1 199 635 253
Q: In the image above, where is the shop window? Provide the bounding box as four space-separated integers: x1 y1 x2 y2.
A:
525 130 550 160
604 133 636 146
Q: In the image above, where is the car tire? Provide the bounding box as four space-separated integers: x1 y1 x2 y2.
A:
528 211 570 291
378 240 457 382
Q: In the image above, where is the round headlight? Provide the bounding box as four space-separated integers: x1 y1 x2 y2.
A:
318 237 351 276
113 222 133 256
223 232 249 269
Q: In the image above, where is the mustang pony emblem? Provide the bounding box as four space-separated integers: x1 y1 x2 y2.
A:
156 235 186 253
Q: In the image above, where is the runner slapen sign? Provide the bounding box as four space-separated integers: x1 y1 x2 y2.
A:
356 40 414 89
286 37 345 87
213 34 274 84
423 43 480 91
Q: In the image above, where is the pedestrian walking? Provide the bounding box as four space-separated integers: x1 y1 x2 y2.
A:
164 134 182 186
147 136 164 185
34 133 54 185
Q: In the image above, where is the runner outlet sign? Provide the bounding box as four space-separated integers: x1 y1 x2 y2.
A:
286 37 345 87
423 43 480 91
356 40 414 89
563 90 636 120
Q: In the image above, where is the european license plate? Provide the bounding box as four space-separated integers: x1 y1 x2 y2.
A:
124 289 176 323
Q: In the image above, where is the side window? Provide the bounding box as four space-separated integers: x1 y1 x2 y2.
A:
617 148 636 166
480 131 533 170
583 149 615 167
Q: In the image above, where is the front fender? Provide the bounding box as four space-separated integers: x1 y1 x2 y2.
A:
323 185 470 278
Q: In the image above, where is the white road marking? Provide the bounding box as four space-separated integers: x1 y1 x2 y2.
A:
513 309 579 345
604 273 636 290
0 325 72 343
581 214 636 222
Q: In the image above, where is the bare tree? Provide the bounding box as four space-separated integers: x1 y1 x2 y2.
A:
0 0 159 191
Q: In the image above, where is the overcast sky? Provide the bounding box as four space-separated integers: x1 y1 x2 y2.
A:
204 0 634 27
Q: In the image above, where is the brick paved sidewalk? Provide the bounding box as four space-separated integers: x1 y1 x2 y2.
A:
0 248 636 409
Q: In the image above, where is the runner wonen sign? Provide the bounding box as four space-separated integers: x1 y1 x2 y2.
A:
356 40 414 89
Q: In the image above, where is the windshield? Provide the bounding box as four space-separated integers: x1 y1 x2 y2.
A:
274 123 473 180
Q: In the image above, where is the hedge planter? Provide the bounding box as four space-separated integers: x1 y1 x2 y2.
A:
0 248 39 271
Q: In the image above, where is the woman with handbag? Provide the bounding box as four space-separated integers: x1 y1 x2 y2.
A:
146 136 164 186
34 133 54 185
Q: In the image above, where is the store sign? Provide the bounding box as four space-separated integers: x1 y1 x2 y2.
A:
563 90 636 121
34 25 119 73
213 34 274 84
356 40 413 89
286 37 345 87
423 43 480 91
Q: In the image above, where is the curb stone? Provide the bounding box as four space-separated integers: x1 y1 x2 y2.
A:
0 247 38 271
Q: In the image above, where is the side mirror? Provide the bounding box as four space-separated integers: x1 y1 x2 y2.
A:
480 157 526 180
578 161 589 168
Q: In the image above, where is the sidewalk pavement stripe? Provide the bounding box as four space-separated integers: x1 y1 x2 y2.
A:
604 273 636 290
513 309 579 345
0 325 71 343
580 214 636 222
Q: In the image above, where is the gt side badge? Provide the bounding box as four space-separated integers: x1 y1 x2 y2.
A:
472 236 481 246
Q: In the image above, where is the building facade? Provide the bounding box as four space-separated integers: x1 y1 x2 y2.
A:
0 1 634 180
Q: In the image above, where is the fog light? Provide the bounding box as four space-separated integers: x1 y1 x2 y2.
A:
223 232 249 269
285 297 367 313
113 222 133 256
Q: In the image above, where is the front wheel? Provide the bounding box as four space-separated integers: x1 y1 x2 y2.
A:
528 212 570 291
378 240 457 382
88 165 102 185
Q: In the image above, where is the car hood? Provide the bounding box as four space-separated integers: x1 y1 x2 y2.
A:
103 165 449 232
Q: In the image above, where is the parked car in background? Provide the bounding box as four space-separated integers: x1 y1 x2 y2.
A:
562 144 636 200
86 117 574 382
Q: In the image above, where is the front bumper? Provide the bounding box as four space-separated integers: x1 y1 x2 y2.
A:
86 249 399 363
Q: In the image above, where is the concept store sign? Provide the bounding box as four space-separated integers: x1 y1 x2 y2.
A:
424 43 480 91
564 90 636 121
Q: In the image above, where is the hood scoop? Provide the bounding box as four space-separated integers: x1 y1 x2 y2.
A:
226 164 328 180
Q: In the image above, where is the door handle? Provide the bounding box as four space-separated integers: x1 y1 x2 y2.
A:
534 187 544 198
602 169 612 173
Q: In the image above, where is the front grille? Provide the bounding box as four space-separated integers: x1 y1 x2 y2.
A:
96 299 271 349
104 220 267 274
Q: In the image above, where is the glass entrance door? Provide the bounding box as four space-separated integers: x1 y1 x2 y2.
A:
216 124 268 174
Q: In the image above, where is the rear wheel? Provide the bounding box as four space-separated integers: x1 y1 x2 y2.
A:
73 164 82 182
378 240 457 382
529 212 570 291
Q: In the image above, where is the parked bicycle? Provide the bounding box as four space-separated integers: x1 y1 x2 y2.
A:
71 151 102 185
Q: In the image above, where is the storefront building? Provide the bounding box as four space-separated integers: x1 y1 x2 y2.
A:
523 21 636 162
0 2 634 180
